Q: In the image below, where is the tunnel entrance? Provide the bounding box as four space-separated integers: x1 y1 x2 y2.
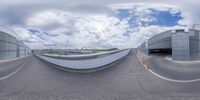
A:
149 48 172 56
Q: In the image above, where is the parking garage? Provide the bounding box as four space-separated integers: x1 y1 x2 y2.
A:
139 28 200 61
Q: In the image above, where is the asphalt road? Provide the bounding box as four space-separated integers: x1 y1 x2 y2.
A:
0 49 200 100
148 55 200 81
0 56 30 79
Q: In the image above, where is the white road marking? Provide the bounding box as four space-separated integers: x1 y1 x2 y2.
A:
148 69 200 82
134 49 200 83
0 59 28 81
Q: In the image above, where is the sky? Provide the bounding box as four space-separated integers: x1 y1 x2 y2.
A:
0 0 199 49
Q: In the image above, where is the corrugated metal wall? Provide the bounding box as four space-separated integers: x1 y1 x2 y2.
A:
172 30 190 61
189 29 200 60
138 42 149 55
139 28 200 61
0 30 31 60
148 31 172 49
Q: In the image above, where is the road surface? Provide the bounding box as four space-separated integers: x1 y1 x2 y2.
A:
0 49 200 100
147 55 200 81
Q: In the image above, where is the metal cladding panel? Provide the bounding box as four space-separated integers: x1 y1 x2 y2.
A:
0 28 30 60
17 41 27 57
172 30 190 61
139 42 149 55
148 31 172 49
189 29 200 60
0 27 19 40
0 31 18 60
0 32 7 41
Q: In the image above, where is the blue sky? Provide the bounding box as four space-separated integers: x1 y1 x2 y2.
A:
115 8 183 38
150 11 182 26
0 1 199 49
116 8 182 27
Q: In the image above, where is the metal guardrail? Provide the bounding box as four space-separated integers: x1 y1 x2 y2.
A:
42 49 126 60
37 49 131 70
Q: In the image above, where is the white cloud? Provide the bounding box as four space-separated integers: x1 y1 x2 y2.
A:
127 25 185 47
110 2 200 27
1 1 199 49
12 27 40 42
20 10 131 49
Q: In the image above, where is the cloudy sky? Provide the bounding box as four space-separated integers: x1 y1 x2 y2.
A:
0 0 199 49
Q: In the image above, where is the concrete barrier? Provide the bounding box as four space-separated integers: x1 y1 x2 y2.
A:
37 49 131 73
42 49 122 60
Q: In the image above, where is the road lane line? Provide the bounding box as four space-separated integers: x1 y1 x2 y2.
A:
134 49 200 83
0 60 27 81
148 69 200 82
133 49 149 70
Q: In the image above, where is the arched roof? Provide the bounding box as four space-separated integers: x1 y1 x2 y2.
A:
0 27 19 40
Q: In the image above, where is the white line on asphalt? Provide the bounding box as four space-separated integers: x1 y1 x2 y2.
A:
134 49 200 83
0 61 27 81
134 50 149 70
149 69 200 83
0 55 31 63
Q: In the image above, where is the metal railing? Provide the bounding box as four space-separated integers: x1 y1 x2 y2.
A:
42 49 127 60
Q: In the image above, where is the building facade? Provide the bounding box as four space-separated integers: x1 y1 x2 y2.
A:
0 27 31 60
139 29 200 61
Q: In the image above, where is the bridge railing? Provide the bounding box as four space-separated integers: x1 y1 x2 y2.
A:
37 49 131 71
42 49 124 60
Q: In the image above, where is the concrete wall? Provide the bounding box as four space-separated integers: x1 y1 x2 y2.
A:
37 49 130 70
172 30 190 61
148 31 171 50
0 28 31 60
189 29 200 60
